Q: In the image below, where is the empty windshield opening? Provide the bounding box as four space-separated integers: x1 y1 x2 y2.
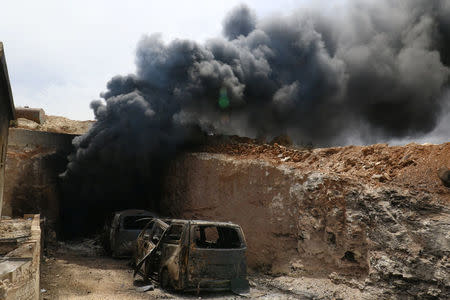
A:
141 220 155 236
194 226 242 249
122 216 148 230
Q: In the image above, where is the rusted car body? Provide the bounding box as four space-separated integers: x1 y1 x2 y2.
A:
135 219 249 293
108 209 157 257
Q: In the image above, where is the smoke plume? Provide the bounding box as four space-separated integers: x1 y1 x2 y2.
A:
61 0 450 235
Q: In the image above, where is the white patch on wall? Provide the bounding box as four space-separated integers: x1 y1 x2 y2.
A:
270 193 286 222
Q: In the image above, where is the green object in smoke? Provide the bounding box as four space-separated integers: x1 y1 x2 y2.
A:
218 88 230 109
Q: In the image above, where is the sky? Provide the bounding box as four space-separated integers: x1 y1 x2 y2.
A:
0 0 306 120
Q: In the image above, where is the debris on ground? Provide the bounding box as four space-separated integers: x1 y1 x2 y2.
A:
40 242 364 299
57 237 105 257
135 284 154 292
0 218 31 240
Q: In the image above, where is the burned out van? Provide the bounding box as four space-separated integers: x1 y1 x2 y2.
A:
134 218 170 265
107 209 157 257
135 219 249 294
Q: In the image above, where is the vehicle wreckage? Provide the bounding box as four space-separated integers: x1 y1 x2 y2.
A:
134 219 250 294
106 209 158 257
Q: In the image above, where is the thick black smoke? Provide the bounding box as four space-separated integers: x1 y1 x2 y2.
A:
223 4 256 40
61 0 450 236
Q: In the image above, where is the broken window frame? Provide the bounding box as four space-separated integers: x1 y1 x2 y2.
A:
161 224 183 245
122 215 149 230
191 225 245 249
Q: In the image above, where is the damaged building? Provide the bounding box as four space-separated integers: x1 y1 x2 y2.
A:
0 42 15 217
0 42 41 300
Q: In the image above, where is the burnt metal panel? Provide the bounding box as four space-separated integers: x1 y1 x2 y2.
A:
135 220 249 293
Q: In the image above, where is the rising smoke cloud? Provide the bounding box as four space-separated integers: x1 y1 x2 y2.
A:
84 0 450 147
61 0 450 234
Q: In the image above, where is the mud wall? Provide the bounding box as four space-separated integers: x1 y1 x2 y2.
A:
162 150 450 298
3 129 75 228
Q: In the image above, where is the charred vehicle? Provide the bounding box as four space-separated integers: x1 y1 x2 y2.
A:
134 218 170 265
107 209 157 257
135 220 249 293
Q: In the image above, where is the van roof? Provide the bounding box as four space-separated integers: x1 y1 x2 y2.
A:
115 209 158 218
169 219 241 228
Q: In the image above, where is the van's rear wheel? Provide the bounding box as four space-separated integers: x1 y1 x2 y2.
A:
160 268 171 290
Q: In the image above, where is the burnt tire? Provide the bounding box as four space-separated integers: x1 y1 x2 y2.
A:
160 268 171 291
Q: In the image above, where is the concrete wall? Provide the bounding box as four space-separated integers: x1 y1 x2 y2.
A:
0 214 41 300
3 129 75 227
0 102 8 217
0 86 11 217
0 42 15 217
7 128 75 149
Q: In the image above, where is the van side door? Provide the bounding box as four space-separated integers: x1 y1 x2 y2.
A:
157 224 186 288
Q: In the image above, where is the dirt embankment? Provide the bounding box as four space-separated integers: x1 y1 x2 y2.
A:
15 115 94 135
202 137 450 202
162 139 449 299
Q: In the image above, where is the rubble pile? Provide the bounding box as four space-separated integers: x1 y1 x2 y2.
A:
0 218 31 240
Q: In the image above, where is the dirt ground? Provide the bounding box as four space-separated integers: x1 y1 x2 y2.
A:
40 240 363 300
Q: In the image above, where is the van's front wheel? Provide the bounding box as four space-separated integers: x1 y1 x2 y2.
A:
160 268 171 290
